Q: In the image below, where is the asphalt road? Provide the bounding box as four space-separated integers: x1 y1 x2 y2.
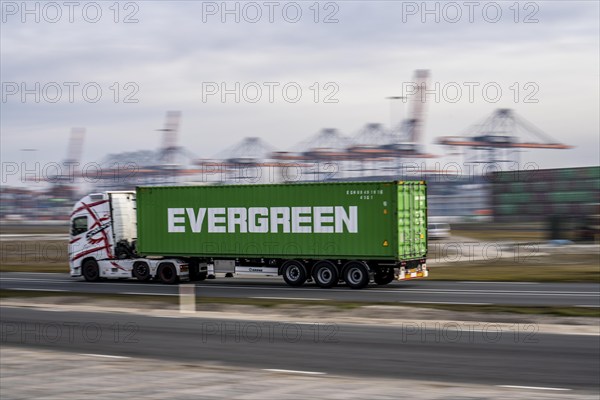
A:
1 306 598 391
1 272 599 307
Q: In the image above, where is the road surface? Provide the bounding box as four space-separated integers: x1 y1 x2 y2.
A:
1 306 598 391
1 272 599 307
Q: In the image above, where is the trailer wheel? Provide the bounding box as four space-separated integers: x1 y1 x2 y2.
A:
312 261 339 288
82 259 100 282
343 261 370 289
189 264 207 281
158 263 179 284
132 262 151 282
282 261 307 287
196 272 208 281
374 267 395 285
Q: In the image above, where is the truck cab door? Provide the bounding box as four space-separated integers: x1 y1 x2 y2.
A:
69 214 88 267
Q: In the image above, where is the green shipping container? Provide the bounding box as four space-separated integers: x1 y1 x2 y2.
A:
136 181 427 261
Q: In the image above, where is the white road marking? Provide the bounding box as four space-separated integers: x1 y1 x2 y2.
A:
0 234 68 241
460 281 539 285
2 276 598 298
196 284 600 297
404 301 492 305
392 289 595 296
1 272 65 275
497 385 571 391
263 369 326 375
575 304 600 308
0 278 75 283
120 292 177 296
4 283 598 298
8 288 67 292
251 297 328 301
79 354 130 359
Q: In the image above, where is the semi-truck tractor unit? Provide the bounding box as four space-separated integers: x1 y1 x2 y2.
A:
69 181 428 289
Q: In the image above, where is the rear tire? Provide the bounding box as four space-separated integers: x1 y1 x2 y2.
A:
132 262 151 282
343 261 370 289
82 259 100 282
195 272 208 281
189 263 207 281
158 263 178 284
374 267 395 285
282 260 307 287
312 261 339 288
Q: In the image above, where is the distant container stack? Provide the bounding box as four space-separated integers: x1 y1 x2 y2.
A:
491 166 600 229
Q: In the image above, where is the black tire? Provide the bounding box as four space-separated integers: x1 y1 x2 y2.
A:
189 264 207 281
158 263 179 284
343 261 370 289
82 259 100 282
195 272 208 281
312 261 339 288
282 260 307 287
374 267 395 285
132 262 151 282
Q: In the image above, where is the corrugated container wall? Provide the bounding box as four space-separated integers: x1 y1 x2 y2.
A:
136 181 427 261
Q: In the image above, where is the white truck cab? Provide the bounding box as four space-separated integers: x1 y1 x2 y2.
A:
69 191 190 283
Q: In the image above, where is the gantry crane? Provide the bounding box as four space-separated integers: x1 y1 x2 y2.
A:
437 108 572 164
42 127 86 199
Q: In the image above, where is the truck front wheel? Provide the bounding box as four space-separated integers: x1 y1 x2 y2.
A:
313 261 339 288
282 261 307 287
343 261 370 289
158 263 179 284
82 259 100 282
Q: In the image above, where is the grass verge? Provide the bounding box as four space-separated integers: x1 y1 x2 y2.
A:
429 263 600 282
0 264 66 273
0 289 179 305
1 289 598 318
451 229 546 242
405 302 600 318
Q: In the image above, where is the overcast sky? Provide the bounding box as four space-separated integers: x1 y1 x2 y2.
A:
1 0 599 184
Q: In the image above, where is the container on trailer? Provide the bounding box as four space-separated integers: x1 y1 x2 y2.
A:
136 181 427 261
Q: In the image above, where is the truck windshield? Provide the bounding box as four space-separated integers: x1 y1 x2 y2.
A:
71 216 87 236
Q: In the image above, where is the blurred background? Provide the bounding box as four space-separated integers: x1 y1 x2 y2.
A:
2 2 599 245
2 3 600 398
